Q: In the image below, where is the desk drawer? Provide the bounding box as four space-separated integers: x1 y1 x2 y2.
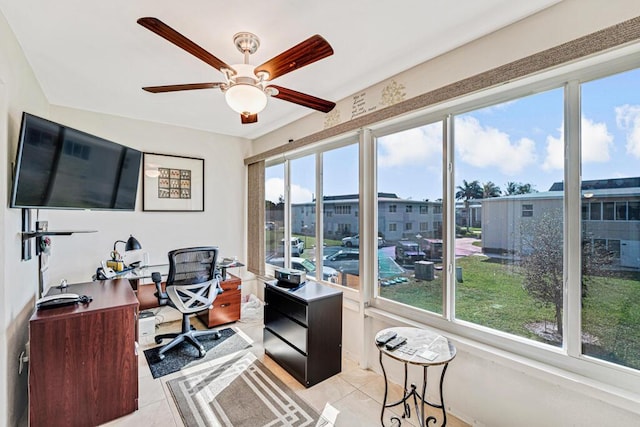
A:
264 329 308 386
265 305 308 353
265 287 307 326
197 290 240 327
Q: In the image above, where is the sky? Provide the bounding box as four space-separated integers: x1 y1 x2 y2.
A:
266 67 640 203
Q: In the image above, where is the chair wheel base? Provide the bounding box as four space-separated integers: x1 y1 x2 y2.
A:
158 353 165 361
198 347 206 358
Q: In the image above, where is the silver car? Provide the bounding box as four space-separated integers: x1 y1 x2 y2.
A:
267 257 338 283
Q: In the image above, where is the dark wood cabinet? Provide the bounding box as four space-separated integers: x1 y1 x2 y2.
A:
263 280 342 387
29 279 139 427
197 273 242 327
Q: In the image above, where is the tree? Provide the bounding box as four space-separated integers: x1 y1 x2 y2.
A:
519 209 612 338
456 180 482 231
482 181 502 198
504 181 536 195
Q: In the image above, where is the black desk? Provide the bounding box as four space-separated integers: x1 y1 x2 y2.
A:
377 327 456 426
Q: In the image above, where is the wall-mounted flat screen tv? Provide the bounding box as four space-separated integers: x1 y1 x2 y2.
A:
10 112 142 210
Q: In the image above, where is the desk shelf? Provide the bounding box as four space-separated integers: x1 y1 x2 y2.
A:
21 229 97 240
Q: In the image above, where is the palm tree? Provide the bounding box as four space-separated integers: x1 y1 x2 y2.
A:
456 180 482 231
504 181 536 195
482 181 502 198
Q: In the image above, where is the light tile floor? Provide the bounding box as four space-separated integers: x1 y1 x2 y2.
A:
103 320 469 427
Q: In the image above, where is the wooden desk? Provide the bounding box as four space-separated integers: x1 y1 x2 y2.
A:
135 273 242 328
29 279 139 427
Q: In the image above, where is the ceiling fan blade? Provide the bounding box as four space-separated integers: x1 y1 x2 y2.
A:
267 85 335 113
255 35 333 81
241 114 258 124
137 17 235 74
142 82 223 93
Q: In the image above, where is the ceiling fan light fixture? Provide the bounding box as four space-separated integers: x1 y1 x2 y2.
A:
225 83 267 115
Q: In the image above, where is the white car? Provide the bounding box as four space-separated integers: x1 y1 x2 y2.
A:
279 237 305 256
341 234 384 247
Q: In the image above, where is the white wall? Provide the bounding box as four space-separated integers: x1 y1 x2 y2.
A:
0 7 50 426
43 106 251 287
251 1 640 425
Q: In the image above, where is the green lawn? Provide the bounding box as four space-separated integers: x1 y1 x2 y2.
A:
379 255 640 370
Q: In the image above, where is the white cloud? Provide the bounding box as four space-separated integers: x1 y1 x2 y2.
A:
455 116 536 175
265 177 313 204
542 116 613 170
615 104 640 158
542 131 563 170
378 124 442 168
265 177 285 204
290 183 313 204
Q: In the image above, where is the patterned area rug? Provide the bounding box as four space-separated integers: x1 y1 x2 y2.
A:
144 328 251 379
167 351 320 426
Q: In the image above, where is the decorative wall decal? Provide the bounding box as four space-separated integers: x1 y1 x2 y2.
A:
380 80 406 107
351 92 378 120
323 108 341 129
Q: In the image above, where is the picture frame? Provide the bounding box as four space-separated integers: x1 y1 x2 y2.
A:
142 152 204 212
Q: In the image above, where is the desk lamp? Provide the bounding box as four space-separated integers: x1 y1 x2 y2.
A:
110 235 142 269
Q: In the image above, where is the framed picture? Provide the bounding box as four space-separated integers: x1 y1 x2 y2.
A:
142 152 204 211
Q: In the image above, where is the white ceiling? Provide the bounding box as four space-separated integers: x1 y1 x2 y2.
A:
0 0 560 140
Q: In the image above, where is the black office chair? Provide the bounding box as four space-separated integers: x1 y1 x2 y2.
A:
152 246 222 360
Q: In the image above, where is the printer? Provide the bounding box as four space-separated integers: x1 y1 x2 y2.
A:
274 268 307 289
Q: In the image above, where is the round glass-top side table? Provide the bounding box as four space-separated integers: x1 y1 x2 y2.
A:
376 327 456 426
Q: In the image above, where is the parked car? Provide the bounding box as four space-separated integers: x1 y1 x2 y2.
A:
323 249 360 275
395 240 426 265
279 237 305 256
265 221 276 231
341 234 384 247
266 257 338 283
421 238 443 261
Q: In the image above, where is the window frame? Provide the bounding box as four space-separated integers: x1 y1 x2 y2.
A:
261 44 640 396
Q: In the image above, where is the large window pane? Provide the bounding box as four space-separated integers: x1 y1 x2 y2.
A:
289 155 318 280
322 143 360 289
377 122 444 313
265 163 285 263
581 68 640 370
455 88 564 346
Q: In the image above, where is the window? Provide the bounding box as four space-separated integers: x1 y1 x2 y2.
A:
603 202 615 220
629 201 640 221
455 88 564 345
323 143 361 290
338 224 351 234
581 67 640 370
335 205 352 215
590 201 601 220
377 121 443 313
265 163 285 263
615 201 627 220
262 52 640 382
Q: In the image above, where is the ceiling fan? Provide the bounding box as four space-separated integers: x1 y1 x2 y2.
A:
137 17 336 124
